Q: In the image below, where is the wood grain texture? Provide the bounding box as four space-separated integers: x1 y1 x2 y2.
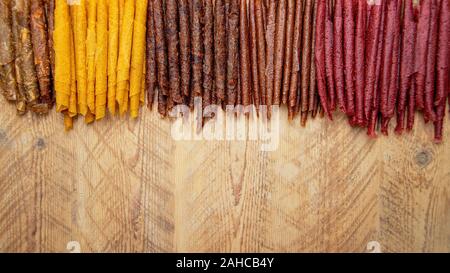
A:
0 95 449 253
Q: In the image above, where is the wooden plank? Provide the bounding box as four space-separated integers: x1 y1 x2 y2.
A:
0 96 448 252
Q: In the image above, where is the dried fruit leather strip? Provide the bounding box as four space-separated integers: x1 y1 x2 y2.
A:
308 0 318 113
435 0 449 108
368 0 386 137
108 0 119 115
64 112 73 131
71 0 87 115
423 0 438 122
324 0 335 112
333 0 346 114
288 0 302 119
354 0 367 126
249 0 261 110
203 0 214 107
86 0 96 114
130 0 148 118
45 0 55 85
179 0 191 98
192 0 204 99
68 17 77 118
433 0 450 142
146 0 157 110
381 0 402 134
315 0 331 119
255 0 266 107
153 0 169 97
396 0 418 133
414 0 431 110
301 0 312 114
13 0 41 110
379 0 396 123
364 0 383 121
240 0 251 107
273 0 286 106
214 0 227 103
95 0 107 120
53 0 71 113
227 0 239 106
30 0 51 106
0 0 18 102
342 0 355 116
281 0 295 105
166 0 182 104
116 0 134 115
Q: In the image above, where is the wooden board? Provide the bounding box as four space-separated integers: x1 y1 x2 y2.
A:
0 96 449 253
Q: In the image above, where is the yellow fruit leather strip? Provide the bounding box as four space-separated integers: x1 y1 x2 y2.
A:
108 0 119 115
116 0 135 114
64 111 73 131
54 0 71 112
68 11 77 117
129 0 147 118
86 0 96 113
72 0 88 115
95 0 108 120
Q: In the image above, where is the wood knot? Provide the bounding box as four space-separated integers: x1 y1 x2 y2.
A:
36 138 46 150
415 150 431 167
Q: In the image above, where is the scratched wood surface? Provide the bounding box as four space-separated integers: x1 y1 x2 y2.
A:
0 94 449 253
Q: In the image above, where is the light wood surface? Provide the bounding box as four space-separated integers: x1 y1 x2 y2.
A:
0 95 449 253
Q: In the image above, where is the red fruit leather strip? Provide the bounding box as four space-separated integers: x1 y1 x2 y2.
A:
308 0 318 113
396 0 418 133
273 0 287 106
146 0 157 110
414 0 431 110
315 0 331 119
433 0 450 142
203 0 214 108
333 0 346 114
354 0 367 126
368 0 386 138
379 0 396 120
364 1 383 121
325 0 335 112
433 102 446 143
240 0 252 107
249 0 260 110
254 0 266 106
382 0 402 134
179 0 191 98
386 0 402 117
227 0 239 106
281 0 296 105
192 0 204 98
423 0 439 122
265 1 276 110
301 0 313 113
166 0 182 104
154 0 170 97
288 0 303 119
435 0 450 108
406 81 416 131
342 0 355 116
